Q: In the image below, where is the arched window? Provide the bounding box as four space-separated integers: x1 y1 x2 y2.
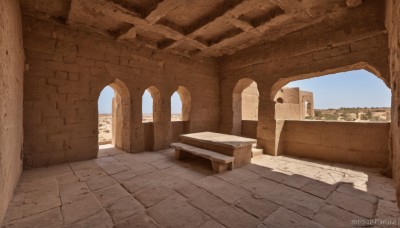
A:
142 86 161 123
171 86 191 121
97 79 131 154
98 86 114 146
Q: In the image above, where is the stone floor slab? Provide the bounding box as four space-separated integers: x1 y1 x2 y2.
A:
65 210 113 228
326 191 376 218
61 194 103 225
60 182 90 204
93 184 130 207
4 208 63 228
86 175 116 191
187 190 229 216
263 207 324 228
134 185 176 208
213 206 261 228
195 176 251 204
111 170 137 183
313 205 365 228
2 146 398 228
147 195 210 228
113 211 160 228
106 196 145 223
235 197 279 220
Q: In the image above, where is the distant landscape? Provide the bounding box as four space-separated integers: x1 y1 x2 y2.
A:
311 107 391 122
98 114 183 143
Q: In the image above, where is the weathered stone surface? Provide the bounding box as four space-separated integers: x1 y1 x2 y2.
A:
60 182 90 204
147 196 210 228
174 182 205 198
199 220 225 228
326 191 376 218
106 196 144 224
86 175 116 191
213 206 261 228
242 178 279 198
313 205 364 228
235 197 279 220
61 194 103 225
22 193 61 218
195 176 251 204
114 211 160 228
56 173 80 185
2 147 399 227
336 183 378 203
0 0 24 222
134 185 176 208
111 170 137 183
263 207 324 228
65 210 113 228
187 190 229 216
215 169 260 186
4 208 63 228
375 200 400 219
262 184 324 219
93 184 130 207
301 181 337 199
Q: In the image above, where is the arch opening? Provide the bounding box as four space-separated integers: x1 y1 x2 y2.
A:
142 86 161 123
273 69 391 122
97 79 131 154
232 78 259 137
171 86 191 122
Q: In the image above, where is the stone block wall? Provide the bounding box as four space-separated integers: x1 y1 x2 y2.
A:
241 120 257 139
22 16 219 168
282 121 389 168
0 0 24 223
241 82 259 120
387 0 400 206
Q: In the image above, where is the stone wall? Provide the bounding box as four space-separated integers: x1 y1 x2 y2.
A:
22 16 219 168
387 0 400 206
241 120 258 139
219 0 389 155
282 121 389 168
241 82 259 120
171 121 189 143
0 0 24 223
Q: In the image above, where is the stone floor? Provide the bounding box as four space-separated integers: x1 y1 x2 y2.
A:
2 145 400 228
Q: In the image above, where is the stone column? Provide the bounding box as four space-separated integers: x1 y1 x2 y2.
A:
256 89 285 156
131 90 145 153
152 90 171 150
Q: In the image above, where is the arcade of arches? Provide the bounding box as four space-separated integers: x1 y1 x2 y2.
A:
1 0 400 226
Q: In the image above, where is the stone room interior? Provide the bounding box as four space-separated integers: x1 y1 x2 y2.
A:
1 0 400 227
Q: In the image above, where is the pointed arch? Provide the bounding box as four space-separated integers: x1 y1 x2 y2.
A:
176 86 191 121
232 78 259 136
142 85 161 122
98 79 131 152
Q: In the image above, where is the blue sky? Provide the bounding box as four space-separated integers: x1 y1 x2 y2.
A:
98 70 391 113
98 87 182 114
286 70 391 109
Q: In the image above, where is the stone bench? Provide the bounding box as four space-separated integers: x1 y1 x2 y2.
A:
170 142 235 173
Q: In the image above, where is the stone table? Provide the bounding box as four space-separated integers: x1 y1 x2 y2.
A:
180 132 257 168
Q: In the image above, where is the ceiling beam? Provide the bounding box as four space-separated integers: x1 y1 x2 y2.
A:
145 0 186 24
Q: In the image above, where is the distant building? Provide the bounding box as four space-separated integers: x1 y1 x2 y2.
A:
274 87 314 120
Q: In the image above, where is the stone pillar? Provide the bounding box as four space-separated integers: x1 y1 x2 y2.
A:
153 90 171 150
131 90 145 153
256 90 285 156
